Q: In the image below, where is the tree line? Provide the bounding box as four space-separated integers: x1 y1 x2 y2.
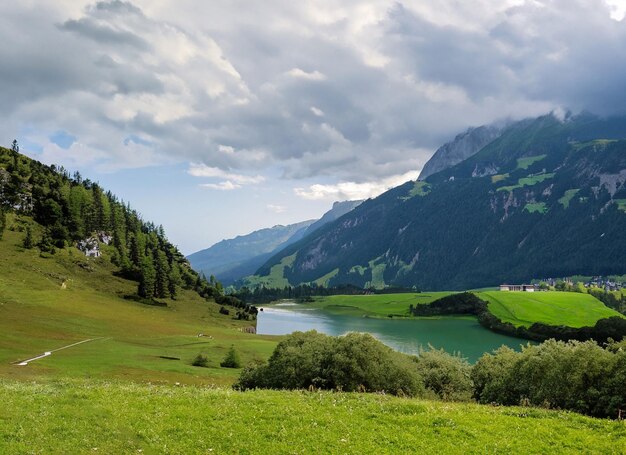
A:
235 330 626 419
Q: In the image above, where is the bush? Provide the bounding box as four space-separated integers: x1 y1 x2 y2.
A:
192 354 209 368
234 331 424 397
472 340 625 418
220 346 242 368
219 306 230 315
414 348 473 401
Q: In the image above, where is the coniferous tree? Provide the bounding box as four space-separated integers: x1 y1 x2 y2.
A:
22 224 34 249
154 249 170 298
168 262 182 299
138 255 156 298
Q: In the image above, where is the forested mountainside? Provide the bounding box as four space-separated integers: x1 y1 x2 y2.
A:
0 145 221 302
418 123 504 180
188 200 362 285
253 112 626 290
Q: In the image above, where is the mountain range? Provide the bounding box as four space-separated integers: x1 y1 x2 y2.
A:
187 200 362 285
251 112 626 290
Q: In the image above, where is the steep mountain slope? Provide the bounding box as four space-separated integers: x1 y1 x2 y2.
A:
189 200 362 285
418 123 504 180
187 220 314 281
301 200 363 236
255 112 626 290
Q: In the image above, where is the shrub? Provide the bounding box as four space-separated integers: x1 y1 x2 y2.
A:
234 331 424 397
192 354 209 368
414 348 473 401
221 346 242 368
219 306 230 316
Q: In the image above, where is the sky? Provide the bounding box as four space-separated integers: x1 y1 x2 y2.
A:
1 0 626 254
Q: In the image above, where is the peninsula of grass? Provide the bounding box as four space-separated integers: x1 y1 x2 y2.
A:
297 292 455 317
1 380 624 454
478 291 623 328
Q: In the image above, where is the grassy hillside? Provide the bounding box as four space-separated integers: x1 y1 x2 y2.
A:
303 292 455 317
1 380 624 454
479 291 623 328
0 217 276 386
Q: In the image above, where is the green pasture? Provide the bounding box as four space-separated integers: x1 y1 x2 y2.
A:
305 292 455 317
1 380 624 454
478 291 623 328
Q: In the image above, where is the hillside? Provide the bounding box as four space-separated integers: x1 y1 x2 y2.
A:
0 147 272 385
254 112 626 290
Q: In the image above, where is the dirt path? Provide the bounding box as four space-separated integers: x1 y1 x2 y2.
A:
14 337 108 366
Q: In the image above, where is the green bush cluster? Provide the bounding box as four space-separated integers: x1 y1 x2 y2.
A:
235 332 626 419
472 339 626 418
234 331 470 399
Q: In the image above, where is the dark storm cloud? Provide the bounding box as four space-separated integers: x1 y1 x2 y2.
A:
1 0 626 184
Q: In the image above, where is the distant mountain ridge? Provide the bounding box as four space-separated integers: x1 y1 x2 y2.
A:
252 112 626 290
188 199 363 285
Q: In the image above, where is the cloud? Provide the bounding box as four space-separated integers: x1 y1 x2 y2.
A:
2 0 626 186
286 68 327 81
188 163 265 185
266 204 287 213
295 170 421 201
200 181 241 191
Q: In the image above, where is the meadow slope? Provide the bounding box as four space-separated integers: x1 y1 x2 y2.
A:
0 220 276 386
1 380 624 454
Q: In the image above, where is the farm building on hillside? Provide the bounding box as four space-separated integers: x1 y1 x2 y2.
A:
499 284 535 292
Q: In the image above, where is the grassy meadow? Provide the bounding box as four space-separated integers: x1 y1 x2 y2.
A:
302 292 455 317
1 380 625 454
0 221 277 386
479 291 623 328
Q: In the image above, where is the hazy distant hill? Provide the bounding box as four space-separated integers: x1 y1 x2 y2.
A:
188 200 364 285
253 112 626 290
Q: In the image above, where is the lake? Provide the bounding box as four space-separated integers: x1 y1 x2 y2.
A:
257 303 530 362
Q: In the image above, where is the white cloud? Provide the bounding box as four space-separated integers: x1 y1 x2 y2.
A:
605 0 626 20
310 106 324 117
266 204 287 213
188 163 265 185
294 170 421 201
200 181 241 191
286 68 327 81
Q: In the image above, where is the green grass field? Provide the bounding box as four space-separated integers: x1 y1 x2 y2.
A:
559 189 580 208
304 292 455 317
524 202 548 214
1 380 624 454
479 291 623 328
497 172 555 192
0 220 277 386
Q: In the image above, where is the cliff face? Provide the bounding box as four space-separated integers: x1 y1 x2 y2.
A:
419 124 503 180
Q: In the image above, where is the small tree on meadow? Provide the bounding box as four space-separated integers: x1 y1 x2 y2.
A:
221 345 242 368
23 225 34 249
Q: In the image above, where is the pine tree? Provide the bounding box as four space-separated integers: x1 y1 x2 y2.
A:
23 224 34 249
138 255 156 298
168 262 182 300
154 250 170 298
